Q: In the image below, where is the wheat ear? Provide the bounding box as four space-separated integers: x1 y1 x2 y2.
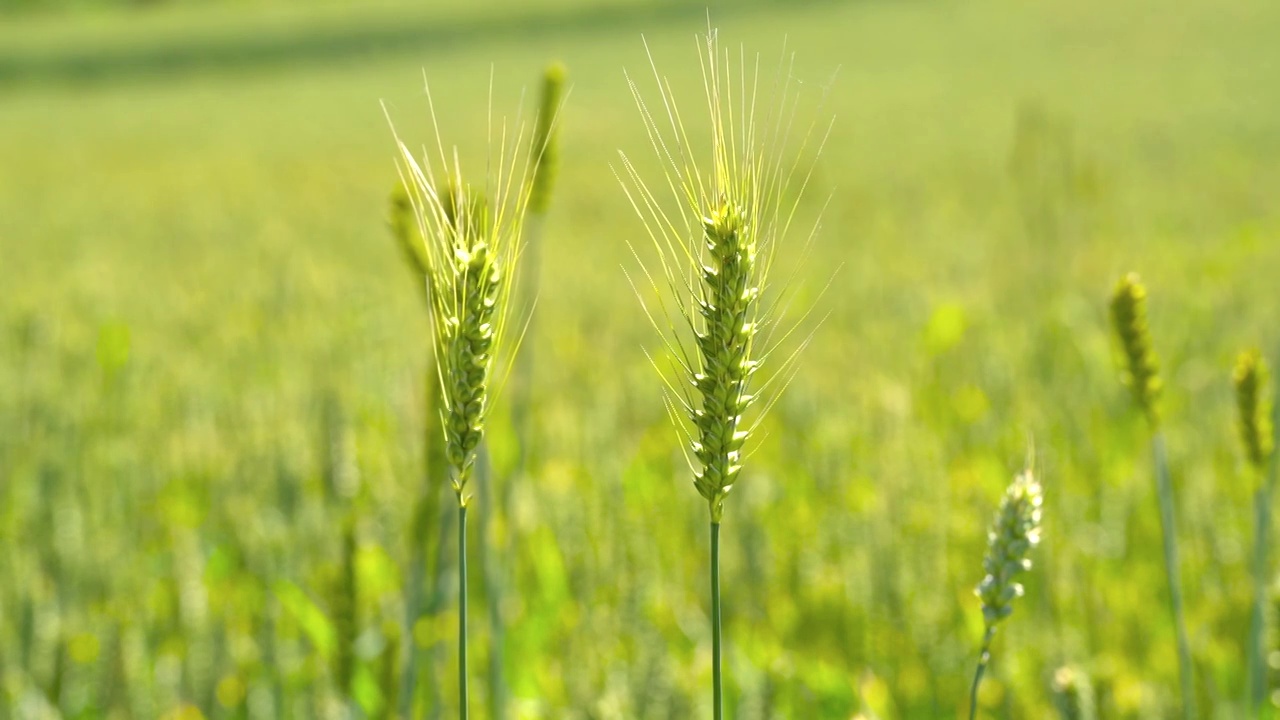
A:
969 468 1043 720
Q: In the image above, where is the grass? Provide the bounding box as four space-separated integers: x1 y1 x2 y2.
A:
2 0 1280 716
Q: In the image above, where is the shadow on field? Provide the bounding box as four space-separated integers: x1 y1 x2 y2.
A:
0 0 845 88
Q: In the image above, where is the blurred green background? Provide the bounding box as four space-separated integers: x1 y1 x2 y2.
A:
2 0 1279 717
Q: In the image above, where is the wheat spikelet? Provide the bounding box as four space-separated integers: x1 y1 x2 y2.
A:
1110 272 1162 425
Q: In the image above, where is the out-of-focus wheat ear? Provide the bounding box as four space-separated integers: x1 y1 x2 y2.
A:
1051 666 1097 720
1237 349 1276 712
969 468 1043 720
529 62 566 217
1234 350 1273 473
510 59 569 495
390 180 430 281
1110 272 1162 426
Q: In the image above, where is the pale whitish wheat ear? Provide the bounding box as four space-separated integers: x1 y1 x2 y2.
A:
384 76 539 505
616 26 835 522
969 467 1043 720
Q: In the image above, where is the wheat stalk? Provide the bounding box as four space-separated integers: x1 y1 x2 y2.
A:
1111 273 1162 426
618 27 830 719
1235 349 1275 713
969 468 1043 720
1109 272 1196 719
387 80 537 720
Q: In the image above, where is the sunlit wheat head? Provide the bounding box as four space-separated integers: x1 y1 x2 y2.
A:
617 27 833 521
386 77 539 504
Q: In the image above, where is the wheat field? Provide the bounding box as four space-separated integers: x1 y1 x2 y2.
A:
2 0 1280 717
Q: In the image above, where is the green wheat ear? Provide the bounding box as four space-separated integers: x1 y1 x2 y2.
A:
1234 349 1273 472
1110 272 1162 425
529 62 566 216
388 92 535 505
618 29 830 523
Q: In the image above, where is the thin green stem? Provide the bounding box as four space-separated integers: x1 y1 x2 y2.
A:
476 449 506 720
424 497 456 720
1151 431 1196 720
458 503 469 720
968 627 995 720
711 521 723 720
1247 484 1272 711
